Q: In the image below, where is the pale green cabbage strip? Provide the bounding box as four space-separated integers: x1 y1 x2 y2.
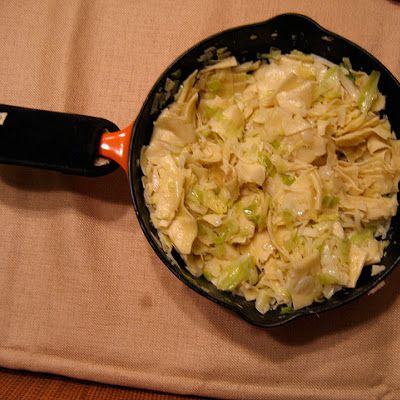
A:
141 49 400 314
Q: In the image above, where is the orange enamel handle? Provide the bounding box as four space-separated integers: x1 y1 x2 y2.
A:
99 122 134 174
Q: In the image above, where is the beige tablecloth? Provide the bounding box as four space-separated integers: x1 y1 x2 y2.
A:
1 1 400 399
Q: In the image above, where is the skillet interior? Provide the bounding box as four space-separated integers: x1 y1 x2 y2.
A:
129 13 400 327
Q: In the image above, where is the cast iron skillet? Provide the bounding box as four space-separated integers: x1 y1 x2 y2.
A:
1 14 399 327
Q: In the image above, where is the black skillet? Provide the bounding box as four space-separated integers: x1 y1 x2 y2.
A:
1 13 399 327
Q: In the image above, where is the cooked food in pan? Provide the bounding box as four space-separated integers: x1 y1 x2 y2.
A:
141 49 400 314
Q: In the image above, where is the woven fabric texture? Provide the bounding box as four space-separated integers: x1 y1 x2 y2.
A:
0 1 399 399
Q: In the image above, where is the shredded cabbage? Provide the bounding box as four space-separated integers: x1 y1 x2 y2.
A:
141 49 400 314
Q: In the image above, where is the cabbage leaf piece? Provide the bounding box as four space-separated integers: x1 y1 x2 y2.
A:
358 71 380 113
167 204 198 254
217 255 258 291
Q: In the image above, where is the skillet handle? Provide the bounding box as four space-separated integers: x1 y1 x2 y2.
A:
99 122 133 175
0 104 120 176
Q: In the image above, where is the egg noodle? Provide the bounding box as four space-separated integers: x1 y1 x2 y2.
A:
141 49 400 314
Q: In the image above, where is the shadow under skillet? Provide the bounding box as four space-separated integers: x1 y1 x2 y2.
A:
0 164 131 222
154 244 400 361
